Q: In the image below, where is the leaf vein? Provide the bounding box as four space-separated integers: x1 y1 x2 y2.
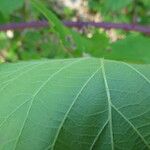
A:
50 66 102 150
13 58 86 150
123 62 150 84
101 58 114 150
111 104 150 149
89 119 109 150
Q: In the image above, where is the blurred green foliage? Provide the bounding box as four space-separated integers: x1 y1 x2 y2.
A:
0 0 150 63
0 0 24 16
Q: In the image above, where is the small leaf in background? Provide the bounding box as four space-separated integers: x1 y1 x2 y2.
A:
0 0 24 16
88 0 133 13
88 0 102 12
86 31 109 56
105 0 132 11
104 34 150 63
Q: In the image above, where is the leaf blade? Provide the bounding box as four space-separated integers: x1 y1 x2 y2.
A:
0 58 150 149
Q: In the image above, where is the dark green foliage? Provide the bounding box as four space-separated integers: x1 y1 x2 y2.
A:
0 0 150 63
0 1 150 149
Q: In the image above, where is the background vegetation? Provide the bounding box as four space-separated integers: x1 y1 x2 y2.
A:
0 0 150 63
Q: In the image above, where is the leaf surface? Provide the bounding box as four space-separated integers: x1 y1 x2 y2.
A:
104 0 132 11
107 34 150 64
0 0 24 16
0 58 150 150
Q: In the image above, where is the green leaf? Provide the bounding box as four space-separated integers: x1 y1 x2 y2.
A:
31 0 75 51
105 0 132 11
88 0 102 12
0 58 150 149
88 0 132 12
86 32 109 56
31 0 109 56
0 0 24 16
104 35 150 64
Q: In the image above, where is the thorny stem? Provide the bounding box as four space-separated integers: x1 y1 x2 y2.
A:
0 20 150 34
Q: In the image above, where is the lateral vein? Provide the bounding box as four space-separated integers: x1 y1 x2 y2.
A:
111 104 150 149
50 66 102 150
123 62 150 84
13 58 86 150
90 119 109 150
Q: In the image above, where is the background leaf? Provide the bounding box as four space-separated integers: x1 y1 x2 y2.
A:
105 0 132 11
106 34 150 63
0 0 24 16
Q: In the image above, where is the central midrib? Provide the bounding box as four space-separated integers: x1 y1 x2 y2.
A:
101 59 150 150
101 59 114 150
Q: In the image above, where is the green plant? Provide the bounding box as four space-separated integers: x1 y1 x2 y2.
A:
0 0 150 149
0 0 149 63
30 0 150 64
0 58 150 149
